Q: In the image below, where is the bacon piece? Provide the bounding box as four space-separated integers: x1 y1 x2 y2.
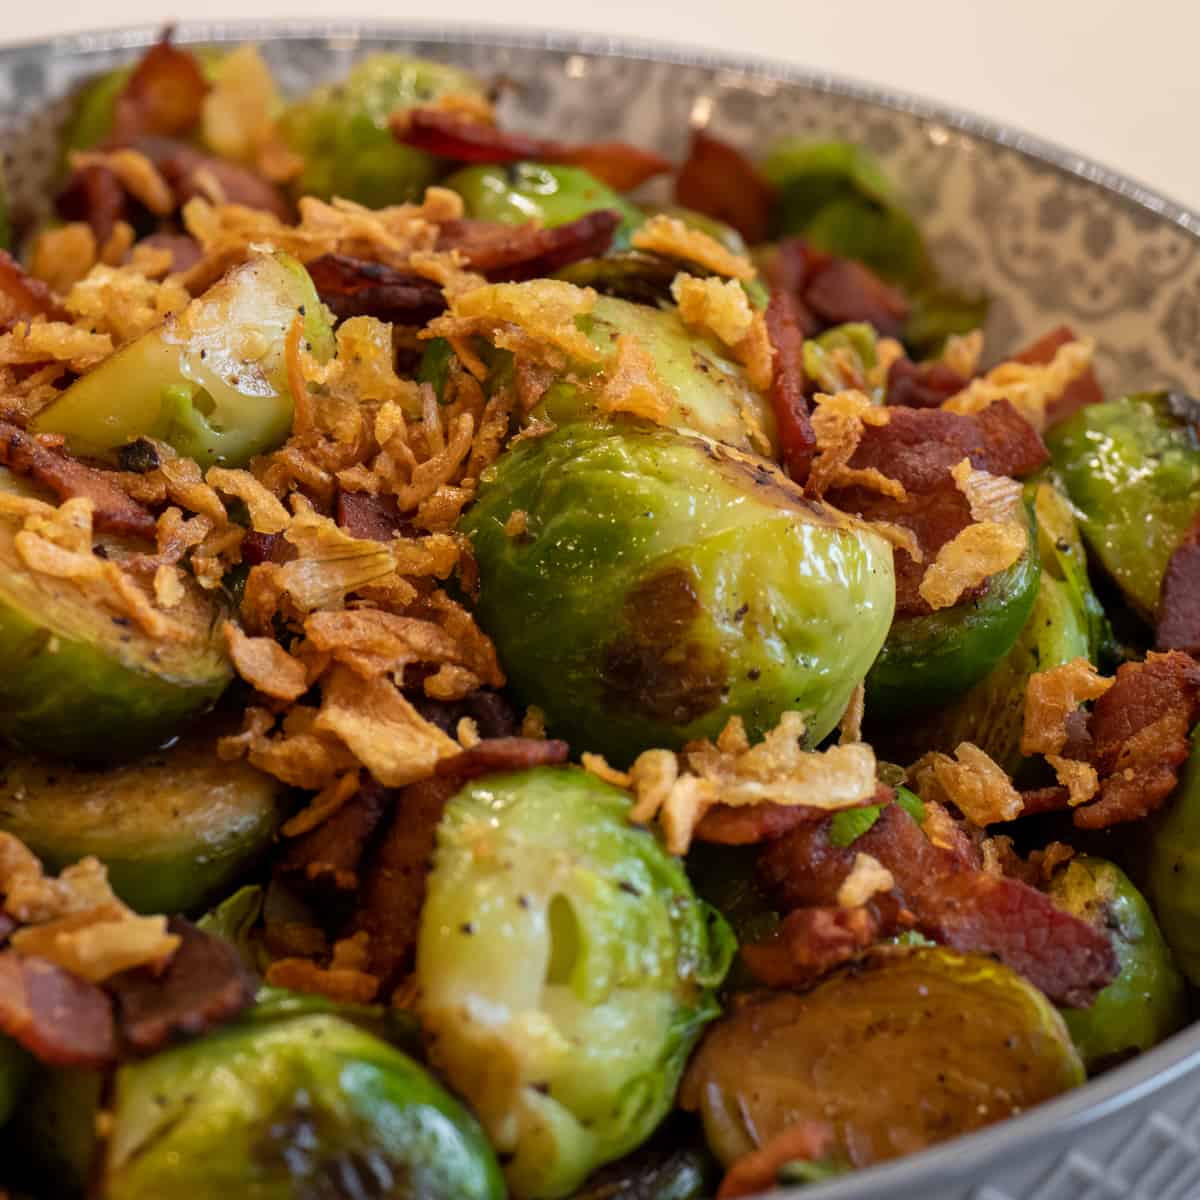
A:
765 288 816 483
718 1121 836 1200
805 257 909 337
1013 325 1103 426
435 736 570 782
350 775 459 989
241 531 283 566
412 689 521 741
108 919 255 1056
741 905 884 989
438 210 622 280
674 129 774 245
886 356 968 409
0 251 68 333
0 914 13 945
1157 525 1200 655
1018 786 1072 817
336 490 414 542
696 783 894 846
307 254 447 326
56 163 129 245
0 951 115 1067
392 109 672 190
278 779 392 897
0 421 158 539
109 33 209 145
133 136 290 220
132 232 203 274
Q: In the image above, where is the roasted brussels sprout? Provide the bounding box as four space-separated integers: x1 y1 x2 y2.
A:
0 1036 32 1130
0 471 231 762
280 54 486 206
1048 393 1200 618
34 251 333 468
462 423 895 761
103 1012 504 1200
417 766 734 1198
0 735 287 913
1048 857 1187 1070
59 63 135 156
446 162 645 241
1148 728 1200 986
865 503 1041 720
803 322 881 400
680 947 1084 1169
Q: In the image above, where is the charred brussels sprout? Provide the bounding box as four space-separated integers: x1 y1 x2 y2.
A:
865 502 1041 721
1048 393 1200 618
446 162 645 242
680 947 1083 1169
103 1012 504 1200
1048 857 1187 1070
0 1037 32 1130
0 472 231 762
417 767 734 1198
0 735 286 913
34 252 333 468
280 54 486 206
462 424 895 761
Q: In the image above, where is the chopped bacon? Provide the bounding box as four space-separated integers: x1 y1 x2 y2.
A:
0 951 115 1067
805 257 909 338
886 356 968 409
765 288 816 483
740 905 884 989
1013 325 1103 426
108 33 209 145
133 136 290 220
277 780 392 896
131 232 203 275
307 254 448 326
392 109 672 191
1157 524 1200 655
108 919 255 1056
435 736 570 782
56 163 129 245
241 531 283 566
438 210 621 280
336 491 415 542
696 783 894 846
0 421 158 539
0 914 13 945
674 129 774 245
718 1121 836 1200
0 251 68 333
1017 785 1072 817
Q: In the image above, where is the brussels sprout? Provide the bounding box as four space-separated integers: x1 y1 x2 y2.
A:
865 503 1041 721
34 251 333 469
280 54 486 207
680 947 1083 1169
0 471 231 762
1148 728 1200 986
901 283 990 360
103 1012 504 1200
446 162 645 242
0 1036 32 1130
5 1067 102 1198
802 322 881 400
59 63 135 156
1047 393 1200 618
417 766 734 1198
462 423 895 761
0 735 286 913
1048 857 1187 1070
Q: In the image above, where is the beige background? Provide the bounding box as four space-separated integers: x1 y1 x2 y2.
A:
6 0 1198 210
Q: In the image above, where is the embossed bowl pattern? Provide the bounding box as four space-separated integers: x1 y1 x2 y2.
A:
2 22 1199 1200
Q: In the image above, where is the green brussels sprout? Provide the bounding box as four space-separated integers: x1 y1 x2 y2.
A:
445 162 645 244
461 423 895 761
0 1036 32 1130
1048 856 1187 1070
901 283 990 360
4 1067 102 1198
417 766 735 1198
59 63 135 156
0 470 231 763
680 947 1084 1169
1148 727 1200 986
1047 393 1200 618
865 502 1041 721
34 251 333 469
280 54 486 206
802 322 881 400
103 1012 504 1200
0 734 286 913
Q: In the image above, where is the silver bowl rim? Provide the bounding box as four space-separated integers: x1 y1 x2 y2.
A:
1 19 1199 1197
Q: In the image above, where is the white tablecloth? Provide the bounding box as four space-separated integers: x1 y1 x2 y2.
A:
6 0 1198 209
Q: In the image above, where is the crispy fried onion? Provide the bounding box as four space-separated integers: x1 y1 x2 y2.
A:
1021 657 1113 756
912 742 1024 825
632 215 756 281
807 389 898 500
670 273 774 392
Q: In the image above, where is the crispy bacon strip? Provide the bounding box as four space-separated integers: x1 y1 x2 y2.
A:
108 919 255 1056
0 251 68 333
886 356 968 409
765 288 816 483
1013 324 1103 426
696 783 894 846
438 210 621 280
805 257 909 337
0 951 115 1067
391 108 671 190
336 491 414 542
307 254 448 326
133 136 290 219
435 736 570 782
674 129 774 245
740 905 885 989
109 32 209 145
0 421 158 539
56 164 129 245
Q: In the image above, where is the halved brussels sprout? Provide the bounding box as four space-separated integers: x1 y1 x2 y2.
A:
803 322 881 400
462 423 895 761
417 766 734 1198
1048 857 1187 1070
865 503 1041 721
60 63 135 156
0 1036 32 1130
1048 393 1200 618
34 251 334 468
280 54 486 206
0 471 231 762
680 946 1083 1169
103 1012 504 1200
0 733 287 913
445 162 645 242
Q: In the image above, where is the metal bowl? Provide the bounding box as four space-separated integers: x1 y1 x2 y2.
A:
2 22 1199 1199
